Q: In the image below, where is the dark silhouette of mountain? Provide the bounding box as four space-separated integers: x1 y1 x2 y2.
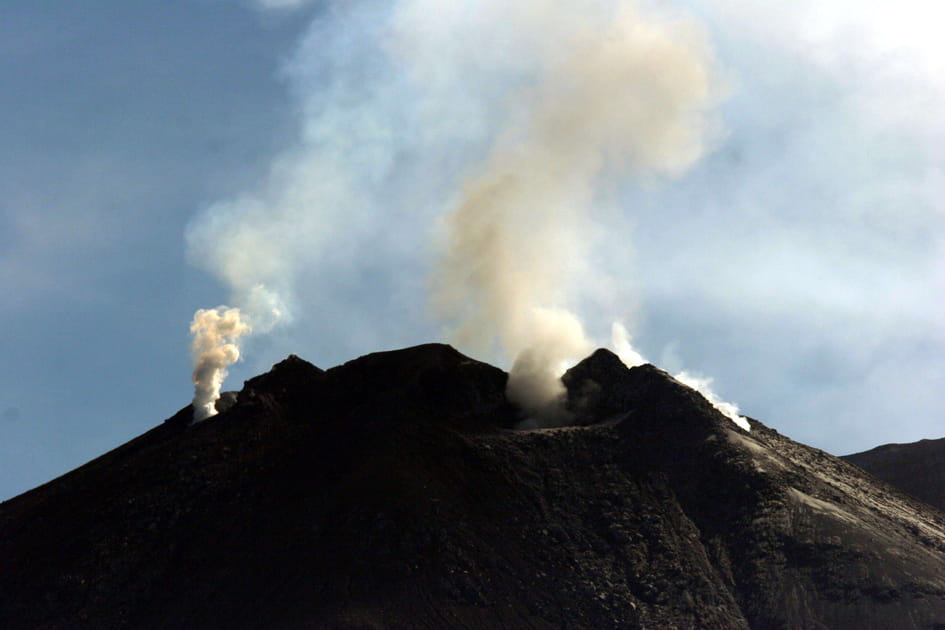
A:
843 438 945 512
2 343 945 629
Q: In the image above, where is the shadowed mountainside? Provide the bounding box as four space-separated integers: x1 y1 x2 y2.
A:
843 438 945 512
2 343 944 629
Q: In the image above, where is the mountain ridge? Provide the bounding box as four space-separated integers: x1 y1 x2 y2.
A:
842 437 945 512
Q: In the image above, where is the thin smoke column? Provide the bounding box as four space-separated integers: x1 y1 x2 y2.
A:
190 307 251 421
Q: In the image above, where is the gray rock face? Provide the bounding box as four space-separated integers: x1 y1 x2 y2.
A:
1 344 944 629
843 437 945 513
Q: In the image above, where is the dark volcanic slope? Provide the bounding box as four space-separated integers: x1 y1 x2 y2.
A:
843 438 945 512
2 344 945 630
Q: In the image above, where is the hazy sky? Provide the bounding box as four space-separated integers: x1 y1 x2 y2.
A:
1 0 942 501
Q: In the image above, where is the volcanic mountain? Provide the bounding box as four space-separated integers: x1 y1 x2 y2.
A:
2 344 944 629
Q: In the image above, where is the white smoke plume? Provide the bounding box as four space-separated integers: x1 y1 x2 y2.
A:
431 0 719 421
187 284 283 422
190 307 252 421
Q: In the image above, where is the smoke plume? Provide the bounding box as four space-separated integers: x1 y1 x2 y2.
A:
432 0 719 421
190 307 251 421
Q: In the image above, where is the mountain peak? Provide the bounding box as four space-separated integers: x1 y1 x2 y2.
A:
569 347 629 374
562 349 704 425
243 353 323 392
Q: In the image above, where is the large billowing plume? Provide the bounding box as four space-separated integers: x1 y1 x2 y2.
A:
431 0 719 421
186 0 746 429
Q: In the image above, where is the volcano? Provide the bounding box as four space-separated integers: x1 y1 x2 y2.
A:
2 344 944 629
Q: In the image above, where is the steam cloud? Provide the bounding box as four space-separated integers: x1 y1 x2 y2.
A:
186 0 749 430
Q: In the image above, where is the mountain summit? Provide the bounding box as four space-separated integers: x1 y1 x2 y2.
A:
2 344 944 629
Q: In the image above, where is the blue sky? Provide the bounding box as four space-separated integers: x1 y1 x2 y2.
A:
2 0 942 501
